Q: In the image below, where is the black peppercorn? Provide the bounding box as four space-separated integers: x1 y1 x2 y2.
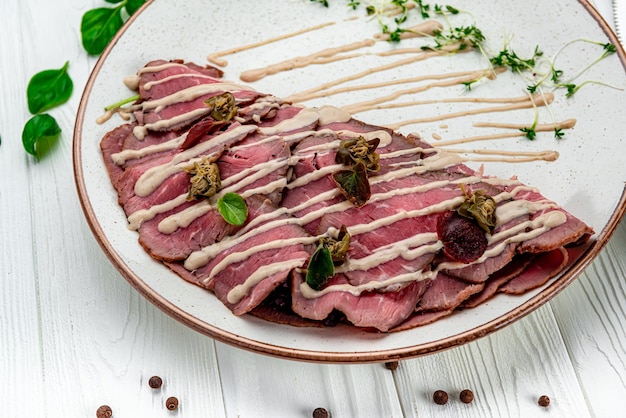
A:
460 389 474 404
538 395 550 407
148 375 163 389
433 390 448 405
312 407 329 418
96 405 113 418
384 361 399 371
166 396 179 411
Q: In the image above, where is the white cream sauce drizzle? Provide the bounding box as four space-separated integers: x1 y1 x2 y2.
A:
299 210 567 299
111 132 188 166
140 82 252 113
227 258 308 304
184 153 525 272
133 124 257 196
127 194 188 230
118 93 563 304
143 73 219 91
113 47 580 304
207 21 336 67
133 107 212 140
240 39 377 83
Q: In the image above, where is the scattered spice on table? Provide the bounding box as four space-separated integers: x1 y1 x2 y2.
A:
384 361 399 371
312 407 329 418
166 396 179 411
460 389 474 404
148 375 163 389
433 390 449 405
538 395 551 407
96 405 113 418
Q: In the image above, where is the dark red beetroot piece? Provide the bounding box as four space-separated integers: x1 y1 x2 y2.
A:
437 211 488 263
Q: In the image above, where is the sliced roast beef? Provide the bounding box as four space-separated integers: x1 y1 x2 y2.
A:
99 59 595 333
100 123 135 186
461 253 533 308
415 273 484 312
137 59 224 102
291 271 428 332
169 196 313 315
500 247 569 294
390 309 455 332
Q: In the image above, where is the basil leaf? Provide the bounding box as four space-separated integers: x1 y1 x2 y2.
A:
81 7 124 55
306 246 335 290
26 62 73 114
22 114 61 159
217 193 248 225
125 0 147 16
332 162 371 207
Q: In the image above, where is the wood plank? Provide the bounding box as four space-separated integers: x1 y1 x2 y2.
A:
6 2 227 416
0 1 47 417
551 217 626 418
215 342 404 417
392 305 590 417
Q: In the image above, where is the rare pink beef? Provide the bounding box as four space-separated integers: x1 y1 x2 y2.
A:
100 59 595 331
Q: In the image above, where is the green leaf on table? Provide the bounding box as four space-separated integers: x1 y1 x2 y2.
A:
305 245 335 290
22 114 61 159
26 61 73 114
125 0 147 16
217 193 248 225
81 6 125 55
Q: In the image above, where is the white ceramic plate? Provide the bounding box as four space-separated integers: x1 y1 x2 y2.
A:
74 0 626 362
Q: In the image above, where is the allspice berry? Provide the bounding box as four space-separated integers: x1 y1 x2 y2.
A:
312 407 329 418
460 389 474 404
148 375 163 389
96 405 113 418
166 396 179 411
538 395 551 407
433 390 448 405
384 361 399 371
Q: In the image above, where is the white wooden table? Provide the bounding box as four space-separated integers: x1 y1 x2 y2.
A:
2 1 624 417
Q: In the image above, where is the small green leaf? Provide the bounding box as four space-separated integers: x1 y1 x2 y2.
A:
306 245 335 290
125 0 147 15
22 114 61 159
217 193 248 225
27 62 73 114
81 7 125 55
332 162 371 207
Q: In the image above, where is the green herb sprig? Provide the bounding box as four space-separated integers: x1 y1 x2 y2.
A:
81 0 146 55
22 62 74 159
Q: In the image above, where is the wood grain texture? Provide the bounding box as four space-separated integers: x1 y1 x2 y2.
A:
215 342 404 417
551 218 626 418
1 2 48 417
392 305 590 418
0 0 623 417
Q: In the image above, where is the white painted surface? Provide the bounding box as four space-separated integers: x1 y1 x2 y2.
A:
1 0 624 417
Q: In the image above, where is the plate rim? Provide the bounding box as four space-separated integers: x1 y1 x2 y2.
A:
72 0 626 363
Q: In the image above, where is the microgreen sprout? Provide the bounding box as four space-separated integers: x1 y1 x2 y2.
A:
104 94 140 111
519 90 540 140
308 1 622 141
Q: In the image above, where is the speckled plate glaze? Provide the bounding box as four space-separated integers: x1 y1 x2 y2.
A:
74 0 626 362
